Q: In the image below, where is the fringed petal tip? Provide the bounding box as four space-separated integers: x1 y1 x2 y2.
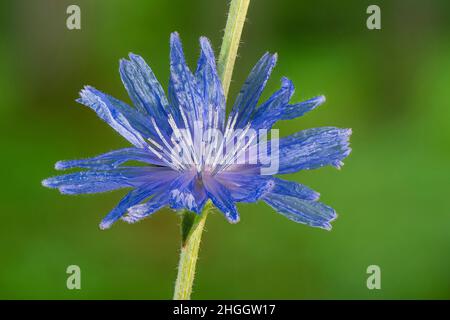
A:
343 128 353 137
225 213 240 224
322 211 338 231
319 95 326 103
308 95 326 110
306 211 337 231
199 37 214 54
334 128 352 169
321 223 332 231
76 86 97 108
77 85 93 100
41 178 53 188
119 53 149 75
99 220 112 230
127 52 141 61
55 159 87 171
267 52 278 72
272 52 279 62
41 178 76 195
41 177 68 194
54 161 67 170
170 31 180 40
99 212 120 230
170 32 183 52
309 191 321 202
332 161 345 170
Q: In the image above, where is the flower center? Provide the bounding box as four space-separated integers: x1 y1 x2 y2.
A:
144 109 257 175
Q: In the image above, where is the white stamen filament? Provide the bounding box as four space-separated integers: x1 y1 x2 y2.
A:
147 109 256 176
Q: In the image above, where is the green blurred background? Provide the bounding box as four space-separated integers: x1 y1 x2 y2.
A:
1 0 449 299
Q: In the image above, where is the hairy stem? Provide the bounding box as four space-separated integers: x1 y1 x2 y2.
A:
218 0 251 99
173 205 210 300
172 0 250 300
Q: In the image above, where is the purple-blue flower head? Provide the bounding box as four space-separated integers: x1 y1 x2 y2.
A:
42 32 351 230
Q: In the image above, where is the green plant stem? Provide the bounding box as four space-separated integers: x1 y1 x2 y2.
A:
173 206 210 300
218 0 251 99
172 0 250 300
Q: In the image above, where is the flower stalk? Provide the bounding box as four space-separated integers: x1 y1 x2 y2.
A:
218 0 251 98
173 203 211 300
173 0 250 300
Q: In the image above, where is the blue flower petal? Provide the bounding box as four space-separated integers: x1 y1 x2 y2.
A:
100 177 175 229
42 167 175 195
251 77 325 130
55 148 165 171
269 177 320 201
216 172 274 203
169 32 204 127
203 176 239 223
195 37 226 130
122 192 169 224
168 174 207 214
250 77 294 130
263 193 337 230
280 95 325 121
77 86 155 148
119 53 170 133
277 127 352 174
229 52 277 129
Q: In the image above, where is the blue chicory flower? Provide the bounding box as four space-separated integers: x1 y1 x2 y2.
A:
42 32 351 230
